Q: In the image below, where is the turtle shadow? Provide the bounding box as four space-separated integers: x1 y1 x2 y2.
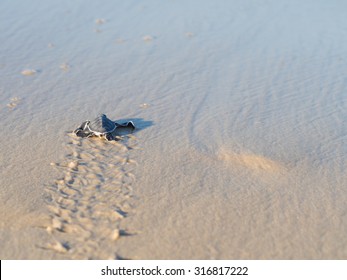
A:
114 118 154 133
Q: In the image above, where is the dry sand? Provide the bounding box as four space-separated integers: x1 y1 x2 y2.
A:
0 0 346 259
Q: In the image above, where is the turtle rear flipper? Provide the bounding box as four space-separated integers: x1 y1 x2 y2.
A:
74 121 90 131
105 133 115 141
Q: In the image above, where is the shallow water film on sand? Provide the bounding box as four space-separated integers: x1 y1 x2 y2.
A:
0 0 346 259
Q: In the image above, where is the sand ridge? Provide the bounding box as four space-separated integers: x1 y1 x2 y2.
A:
42 134 138 259
217 147 287 174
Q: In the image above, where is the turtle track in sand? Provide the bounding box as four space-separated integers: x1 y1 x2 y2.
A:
43 134 138 259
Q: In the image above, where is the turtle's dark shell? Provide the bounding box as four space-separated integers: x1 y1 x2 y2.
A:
74 114 135 141
88 114 117 134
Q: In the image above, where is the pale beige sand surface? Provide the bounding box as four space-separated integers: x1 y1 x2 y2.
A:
0 0 346 259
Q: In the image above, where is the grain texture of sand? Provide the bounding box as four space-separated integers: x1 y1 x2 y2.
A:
0 0 346 259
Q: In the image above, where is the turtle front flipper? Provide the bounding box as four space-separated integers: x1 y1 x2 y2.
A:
74 120 92 138
126 121 135 130
75 129 93 138
115 121 135 130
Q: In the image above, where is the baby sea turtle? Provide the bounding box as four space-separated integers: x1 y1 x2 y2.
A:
74 114 135 141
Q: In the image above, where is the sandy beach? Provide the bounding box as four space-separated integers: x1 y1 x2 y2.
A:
1 0 346 259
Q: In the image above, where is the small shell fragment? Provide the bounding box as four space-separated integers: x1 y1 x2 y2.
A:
95 18 105 24
116 38 125 44
142 35 153 42
139 103 150 108
7 97 21 109
21 69 36 76
60 63 70 71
